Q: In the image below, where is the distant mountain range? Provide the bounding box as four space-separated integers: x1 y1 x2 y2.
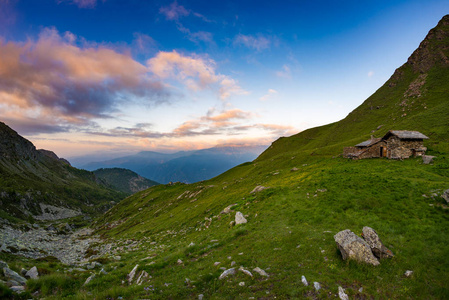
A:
80 145 268 184
93 168 159 195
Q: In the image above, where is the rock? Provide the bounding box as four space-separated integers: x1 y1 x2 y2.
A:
253 267 269 277
422 155 435 164
361 227 394 258
0 261 8 269
99 268 108 275
239 281 245 286
404 270 413 277
250 186 268 194
314 282 321 291
231 261 236 267
235 212 247 225
177 259 183 265
10 285 25 293
221 204 237 214
218 268 236 280
334 229 380 266
214 262 221 266
198 294 204 300
291 167 299 172
127 264 139 284
301 275 308 286
442 189 449 204
25 266 39 279
239 266 253 277
83 274 95 286
20 268 27 277
3 267 27 285
338 286 349 300
136 271 148 285
188 242 195 247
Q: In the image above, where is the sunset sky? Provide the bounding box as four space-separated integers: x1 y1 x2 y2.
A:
0 0 448 159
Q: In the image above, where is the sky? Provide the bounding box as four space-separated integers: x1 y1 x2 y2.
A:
0 0 448 159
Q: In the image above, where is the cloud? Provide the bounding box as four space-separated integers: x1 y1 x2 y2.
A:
0 27 167 134
159 1 189 21
259 89 278 101
367 70 374 77
233 34 271 51
147 50 247 100
57 0 103 9
275 65 292 79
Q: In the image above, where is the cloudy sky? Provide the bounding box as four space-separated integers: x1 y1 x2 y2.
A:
0 0 447 158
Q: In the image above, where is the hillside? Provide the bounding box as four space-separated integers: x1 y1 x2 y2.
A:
0 122 126 223
81 145 268 184
1 15 449 300
93 168 159 195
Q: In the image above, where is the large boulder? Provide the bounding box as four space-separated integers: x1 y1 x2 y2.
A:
362 227 394 258
25 266 39 279
334 230 380 266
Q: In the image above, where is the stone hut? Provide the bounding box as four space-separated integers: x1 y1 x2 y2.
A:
343 130 429 160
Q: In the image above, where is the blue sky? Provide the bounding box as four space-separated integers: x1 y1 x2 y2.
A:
0 0 447 158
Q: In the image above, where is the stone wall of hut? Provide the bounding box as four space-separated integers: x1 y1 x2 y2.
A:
386 136 425 159
343 147 362 158
358 141 387 159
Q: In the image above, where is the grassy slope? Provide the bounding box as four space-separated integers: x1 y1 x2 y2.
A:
3 15 449 300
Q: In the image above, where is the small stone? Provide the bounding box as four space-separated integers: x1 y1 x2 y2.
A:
239 281 245 286
177 259 183 265
359 287 363 293
25 266 39 279
219 268 236 280
442 189 449 204
219 267 226 271
338 286 349 300
214 262 221 266
239 266 253 277
253 267 269 277
404 270 413 277
291 167 299 172
188 242 195 247
231 261 236 267
301 275 308 286
100 268 108 275
235 212 247 225
83 274 95 286
198 294 204 300
250 186 268 194
314 282 321 291
136 271 148 285
10 286 25 293
127 264 139 285
221 204 237 214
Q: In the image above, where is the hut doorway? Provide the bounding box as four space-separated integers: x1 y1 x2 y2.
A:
380 147 386 157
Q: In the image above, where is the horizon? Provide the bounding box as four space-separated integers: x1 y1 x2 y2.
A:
0 0 448 158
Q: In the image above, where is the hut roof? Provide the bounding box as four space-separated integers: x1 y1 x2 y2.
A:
383 130 429 140
355 137 382 147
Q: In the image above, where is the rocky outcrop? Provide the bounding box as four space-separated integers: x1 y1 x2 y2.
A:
362 227 394 258
334 229 380 266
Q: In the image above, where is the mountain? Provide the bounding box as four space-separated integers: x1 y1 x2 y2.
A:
93 168 159 195
2 15 449 300
81 145 268 183
0 121 126 223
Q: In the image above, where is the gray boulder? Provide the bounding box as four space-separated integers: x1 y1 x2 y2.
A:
235 212 247 225
250 186 268 194
422 155 435 164
0 261 8 269
3 267 27 285
362 227 394 258
25 266 39 279
83 274 95 286
334 230 380 266
442 189 449 204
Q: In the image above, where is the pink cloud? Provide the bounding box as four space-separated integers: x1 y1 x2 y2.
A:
147 50 247 100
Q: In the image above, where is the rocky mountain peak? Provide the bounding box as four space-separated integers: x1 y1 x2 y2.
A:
406 14 449 73
0 121 39 161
